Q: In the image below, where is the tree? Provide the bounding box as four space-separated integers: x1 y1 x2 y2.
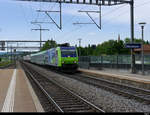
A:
41 39 57 51
80 38 131 56
146 40 149 44
124 37 148 44
96 40 119 55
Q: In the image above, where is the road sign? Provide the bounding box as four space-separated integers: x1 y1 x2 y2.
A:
125 43 141 49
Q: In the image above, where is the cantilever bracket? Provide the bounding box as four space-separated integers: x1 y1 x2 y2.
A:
37 2 62 30
74 5 101 30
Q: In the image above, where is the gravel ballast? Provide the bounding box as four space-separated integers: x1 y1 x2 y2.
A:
26 63 150 112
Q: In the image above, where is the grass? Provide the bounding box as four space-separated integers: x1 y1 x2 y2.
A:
0 60 13 67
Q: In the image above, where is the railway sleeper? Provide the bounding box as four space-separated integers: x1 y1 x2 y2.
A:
61 105 89 108
55 100 81 104
135 94 150 97
51 94 74 97
51 93 69 96
72 109 97 112
52 98 77 101
63 107 92 111
57 102 84 106
143 95 150 98
58 103 86 106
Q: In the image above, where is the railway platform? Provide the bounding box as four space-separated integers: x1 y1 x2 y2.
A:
0 68 44 112
79 68 150 90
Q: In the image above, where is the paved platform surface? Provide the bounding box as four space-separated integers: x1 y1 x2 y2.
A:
79 68 150 90
0 67 44 112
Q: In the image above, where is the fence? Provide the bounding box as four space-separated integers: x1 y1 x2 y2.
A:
79 54 150 71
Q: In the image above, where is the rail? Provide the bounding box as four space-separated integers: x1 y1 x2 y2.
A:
22 62 105 112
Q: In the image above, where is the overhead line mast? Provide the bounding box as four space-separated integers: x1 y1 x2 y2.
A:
31 22 49 49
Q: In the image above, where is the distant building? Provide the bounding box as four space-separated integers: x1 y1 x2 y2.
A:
134 44 150 54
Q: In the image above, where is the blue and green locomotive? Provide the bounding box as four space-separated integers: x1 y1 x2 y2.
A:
30 46 78 72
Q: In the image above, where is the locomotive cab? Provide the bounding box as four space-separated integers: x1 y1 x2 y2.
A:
60 47 78 72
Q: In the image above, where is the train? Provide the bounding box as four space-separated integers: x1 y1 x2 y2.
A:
23 46 79 73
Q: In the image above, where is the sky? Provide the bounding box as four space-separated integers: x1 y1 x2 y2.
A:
0 0 150 51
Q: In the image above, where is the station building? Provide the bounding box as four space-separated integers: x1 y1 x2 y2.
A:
134 44 150 54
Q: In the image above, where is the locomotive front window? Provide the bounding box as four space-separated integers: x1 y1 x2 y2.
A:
61 50 76 57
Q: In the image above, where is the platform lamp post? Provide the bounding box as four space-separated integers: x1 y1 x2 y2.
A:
138 22 146 75
78 38 82 57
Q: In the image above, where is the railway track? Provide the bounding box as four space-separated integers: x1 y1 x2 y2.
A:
22 62 105 112
31 61 150 103
56 71 150 104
